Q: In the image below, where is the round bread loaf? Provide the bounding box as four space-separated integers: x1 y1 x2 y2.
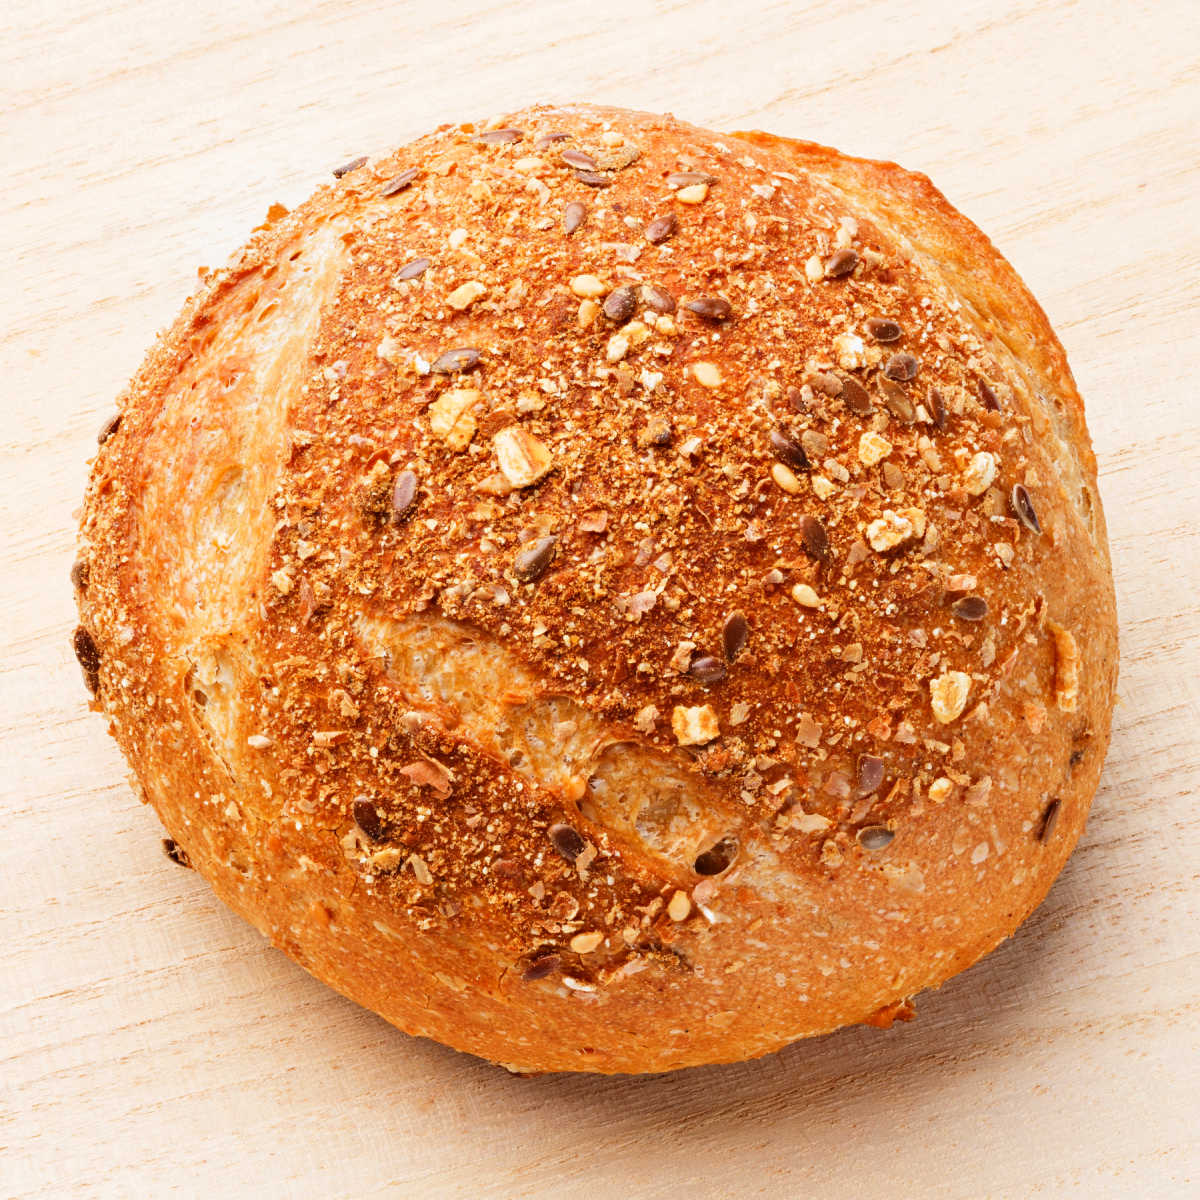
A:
74 104 1118 1074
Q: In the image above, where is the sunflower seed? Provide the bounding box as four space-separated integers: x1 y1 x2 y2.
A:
476 128 524 145
534 132 571 149
379 167 419 196
978 378 1002 411
688 654 727 685
332 155 367 179
162 838 192 868
879 377 915 423
866 317 902 342
857 825 894 851
808 372 843 397
666 171 716 187
1011 484 1041 534
799 514 829 559
841 377 873 416
73 626 101 695
685 296 733 321
395 257 431 281
722 611 749 661
522 953 562 981
770 429 809 471
431 346 481 374
884 352 919 382
561 148 597 170
70 559 89 591
549 823 585 861
97 413 121 444
353 798 385 840
824 248 859 278
1038 799 1061 841
640 283 676 314
950 595 988 621
574 170 612 188
928 385 948 430
603 285 639 324
857 755 885 796
514 535 557 581
694 836 738 875
645 213 677 244
564 201 587 235
391 470 418 520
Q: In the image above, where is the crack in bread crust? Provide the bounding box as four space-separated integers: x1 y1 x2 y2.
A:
360 613 740 867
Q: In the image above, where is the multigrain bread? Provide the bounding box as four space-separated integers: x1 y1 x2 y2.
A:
73 104 1118 1074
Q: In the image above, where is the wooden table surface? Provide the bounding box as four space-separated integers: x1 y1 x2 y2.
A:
3 1 1198 1196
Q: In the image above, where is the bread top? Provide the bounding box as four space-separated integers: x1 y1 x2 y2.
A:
76 104 1118 1073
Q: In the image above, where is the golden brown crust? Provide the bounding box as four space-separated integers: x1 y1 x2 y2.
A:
74 104 1118 1073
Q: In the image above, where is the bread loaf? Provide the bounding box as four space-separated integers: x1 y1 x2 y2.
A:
74 104 1118 1074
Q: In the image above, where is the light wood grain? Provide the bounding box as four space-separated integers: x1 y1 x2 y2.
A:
2 1 1198 1196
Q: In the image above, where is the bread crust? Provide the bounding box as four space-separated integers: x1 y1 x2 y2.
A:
75 104 1118 1073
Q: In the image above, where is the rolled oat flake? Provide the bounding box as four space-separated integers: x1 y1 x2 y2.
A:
1038 799 1061 842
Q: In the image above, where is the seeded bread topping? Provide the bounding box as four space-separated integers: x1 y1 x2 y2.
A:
74 104 1118 1074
